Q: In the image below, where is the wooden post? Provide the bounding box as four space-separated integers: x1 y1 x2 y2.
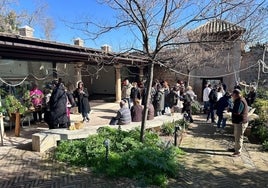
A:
15 112 21 137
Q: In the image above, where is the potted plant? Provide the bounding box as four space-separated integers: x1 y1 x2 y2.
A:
3 94 28 136
4 94 28 116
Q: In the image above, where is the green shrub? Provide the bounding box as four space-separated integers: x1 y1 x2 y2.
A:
257 88 268 100
176 119 190 130
251 97 268 147
252 98 268 119
161 120 189 136
257 123 268 143
161 122 175 136
54 127 184 186
191 101 202 115
262 140 268 151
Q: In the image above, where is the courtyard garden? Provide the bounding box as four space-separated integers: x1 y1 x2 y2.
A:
54 122 186 187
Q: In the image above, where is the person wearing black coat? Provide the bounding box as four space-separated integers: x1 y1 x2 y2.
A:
130 82 141 103
207 86 218 123
246 87 256 107
181 91 194 123
216 92 233 132
73 81 91 122
49 82 69 129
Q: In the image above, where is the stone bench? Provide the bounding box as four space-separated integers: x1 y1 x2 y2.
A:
32 114 182 153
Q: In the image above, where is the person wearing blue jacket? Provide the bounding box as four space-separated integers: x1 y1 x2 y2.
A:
216 92 233 133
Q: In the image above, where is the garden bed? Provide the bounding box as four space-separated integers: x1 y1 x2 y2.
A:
52 120 187 187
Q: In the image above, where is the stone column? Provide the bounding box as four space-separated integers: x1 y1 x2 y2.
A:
114 64 122 102
139 66 144 81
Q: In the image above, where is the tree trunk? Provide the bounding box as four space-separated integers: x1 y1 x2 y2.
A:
140 61 154 142
187 70 191 86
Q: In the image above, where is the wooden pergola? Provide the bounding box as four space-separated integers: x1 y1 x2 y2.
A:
0 33 148 64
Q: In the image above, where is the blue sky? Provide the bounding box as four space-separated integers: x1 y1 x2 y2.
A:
13 0 137 51
10 0 268 51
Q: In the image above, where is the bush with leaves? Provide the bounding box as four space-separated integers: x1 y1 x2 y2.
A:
262 140 268 151
55 127 183 186
251 94 268 150
256 88 268 100
161 120 189 136
3 94 28 115
191 100 202 115
161 121 175 136
252 98 268 119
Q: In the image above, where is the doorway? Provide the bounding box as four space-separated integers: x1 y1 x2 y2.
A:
202 77 223 98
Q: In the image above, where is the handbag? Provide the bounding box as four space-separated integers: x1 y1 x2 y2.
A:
177 100 183 109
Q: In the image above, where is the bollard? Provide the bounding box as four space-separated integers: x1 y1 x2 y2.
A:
103 139 110 162
174 125 181 146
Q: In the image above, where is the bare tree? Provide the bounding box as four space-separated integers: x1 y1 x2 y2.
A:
21 0 49 27
42 17 55 40
72 0 267 142
0 0 55 39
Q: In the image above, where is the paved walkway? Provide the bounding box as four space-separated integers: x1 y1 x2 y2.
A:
172 115 268 188
0 105 267 187
1 102 119 147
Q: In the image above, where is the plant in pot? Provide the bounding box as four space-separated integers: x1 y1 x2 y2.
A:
4 95 28 116
22 90 34 110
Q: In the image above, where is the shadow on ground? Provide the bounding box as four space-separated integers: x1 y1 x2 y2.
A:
170 166 268 188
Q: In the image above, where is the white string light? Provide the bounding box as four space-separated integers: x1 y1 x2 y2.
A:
156 61 260 79
0 76 28 87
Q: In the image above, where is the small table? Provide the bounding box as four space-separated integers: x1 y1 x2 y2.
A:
10 110 34 137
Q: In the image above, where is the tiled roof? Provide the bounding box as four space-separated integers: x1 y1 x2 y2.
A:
190 19 246 35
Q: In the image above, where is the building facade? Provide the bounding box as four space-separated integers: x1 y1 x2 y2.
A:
154 19 246 101
0 27 147 102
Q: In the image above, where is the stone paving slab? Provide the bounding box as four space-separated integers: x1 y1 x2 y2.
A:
0 102 180 187
172 115 268 188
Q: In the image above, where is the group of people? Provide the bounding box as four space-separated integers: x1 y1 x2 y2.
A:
29 79 90 129
203 82 256 157
29 77 254 157
111 79 196 125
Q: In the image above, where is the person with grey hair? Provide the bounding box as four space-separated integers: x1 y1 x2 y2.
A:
122 79 132 108
110 100 131 125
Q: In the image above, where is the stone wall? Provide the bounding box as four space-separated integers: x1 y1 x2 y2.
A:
240 46 268 86
153 41 242 101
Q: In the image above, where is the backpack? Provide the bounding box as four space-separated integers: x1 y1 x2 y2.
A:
184 93 192 104
209 89 217 103
130 87 140 99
